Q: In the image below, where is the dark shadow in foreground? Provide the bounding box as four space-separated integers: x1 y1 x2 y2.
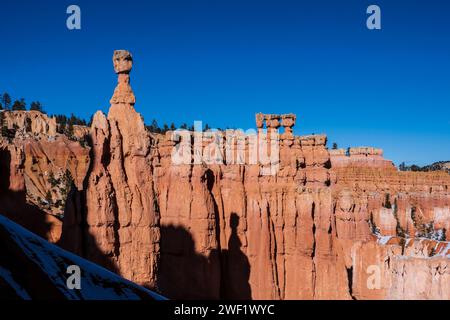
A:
221 213 252 300
158 213 252 300
157 224 222 299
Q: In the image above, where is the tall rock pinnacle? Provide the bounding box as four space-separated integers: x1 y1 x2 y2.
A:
80 50 160 288
110 50 136 105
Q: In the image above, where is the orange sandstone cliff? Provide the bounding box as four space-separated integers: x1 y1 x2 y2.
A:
0 110 89 242
1 50 449 300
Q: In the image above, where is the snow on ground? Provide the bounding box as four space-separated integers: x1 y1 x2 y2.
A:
0 214 166 300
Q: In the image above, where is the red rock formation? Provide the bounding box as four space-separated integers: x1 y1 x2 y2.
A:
2 110 57 137
332 157 450 299
330 147 394 169
149 114 348 299
0 113 89 242
80 50 160 288
32 50 450 300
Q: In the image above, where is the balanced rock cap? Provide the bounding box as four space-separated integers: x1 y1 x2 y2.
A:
113 50 133 74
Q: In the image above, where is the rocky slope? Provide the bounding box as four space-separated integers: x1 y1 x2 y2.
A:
0 111 90 242
0 214 164 300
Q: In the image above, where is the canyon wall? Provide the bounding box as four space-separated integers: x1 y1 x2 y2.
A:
0 111 89 242
60 51 348 299
2 110 57 137
2 50 449 300
331 149 450 299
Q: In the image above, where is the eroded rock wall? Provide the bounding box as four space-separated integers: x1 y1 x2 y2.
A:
332 160 450 299
0 127 89 242
7 50 449 300
2 110 57 137
152 131 345 299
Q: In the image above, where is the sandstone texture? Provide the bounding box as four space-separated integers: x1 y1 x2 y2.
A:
2 110 57 137
62 50 160 289
3 50 449 300
61 51 450 300
332 160 450 299
0 111 90 242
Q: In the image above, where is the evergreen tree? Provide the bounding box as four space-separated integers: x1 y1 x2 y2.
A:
147 119 161 133
1 93 11 110
11 98 26 111
67 122 74 137
170 123 176 131
69 113 77 125
59 122 66 134
30 101 44 112
332 142 338 150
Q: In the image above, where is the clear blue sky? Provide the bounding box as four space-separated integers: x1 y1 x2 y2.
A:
1 0 449 165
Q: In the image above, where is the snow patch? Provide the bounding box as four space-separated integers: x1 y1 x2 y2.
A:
377 235 392 245
0 214 165 300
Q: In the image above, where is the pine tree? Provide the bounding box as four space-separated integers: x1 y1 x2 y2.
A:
67 122 74 137
59 122 66 134
30 101 44 112
11 98 26 111
148 119 161 133
332 142 338 150
1 93 11 110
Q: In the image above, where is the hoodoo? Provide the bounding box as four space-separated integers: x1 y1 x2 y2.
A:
6 50 449 300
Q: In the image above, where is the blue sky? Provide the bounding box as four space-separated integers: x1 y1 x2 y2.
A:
0 0 449 165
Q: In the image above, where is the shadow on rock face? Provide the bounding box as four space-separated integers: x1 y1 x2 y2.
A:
157 224 222 299
58 134 121 276
0 147 54 240
157 213 252 300
221 213 252 300
0 144 121 279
